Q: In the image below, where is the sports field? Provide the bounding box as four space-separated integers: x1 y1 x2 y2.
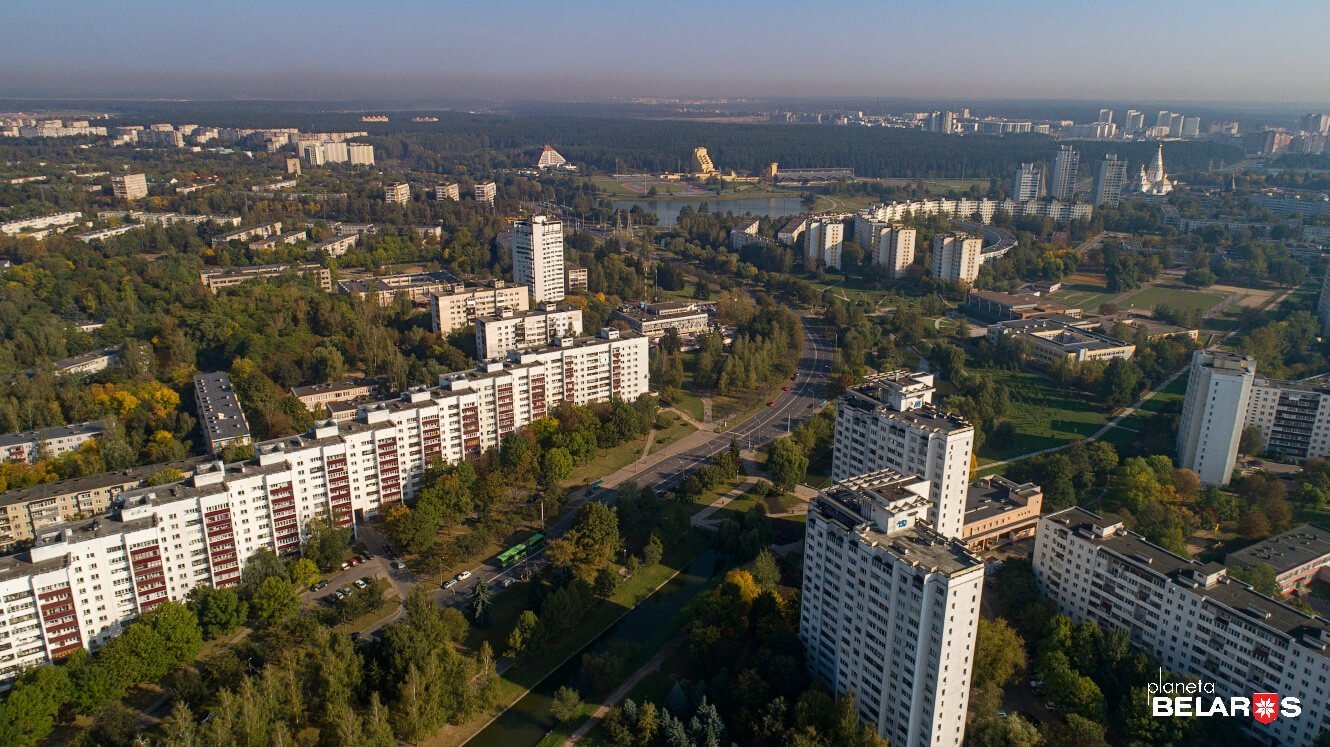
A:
1050 282 1118 311
1117 284 1224 315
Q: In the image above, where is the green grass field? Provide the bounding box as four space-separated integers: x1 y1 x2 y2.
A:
649 413 699 454
1117 284 1224 315
1050 282 1118 311
974 368 1114 463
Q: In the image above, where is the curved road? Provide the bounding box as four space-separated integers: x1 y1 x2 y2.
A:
350 314 834 632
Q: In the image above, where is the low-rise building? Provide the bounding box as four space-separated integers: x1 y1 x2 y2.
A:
384 182 410 204
0 422 104 464
986 317 1135 366
291 379 381 412
611 301 710 338
193 373 251 454
53 346 122 377
210 221 283 247
963 290 1083 321
475 304 584 359
200 263 332 293
339 270 460 306
962 475 1043 551
248 229 306 251
1093 313 1199 341
313 234 358 257
429 280 531 334
1227 525 1330 594
0 212 83 237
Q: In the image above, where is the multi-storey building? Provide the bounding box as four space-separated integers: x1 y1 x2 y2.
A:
985 317 1135 366
931 233 982 285
513 216 566 304
434 182 460 201
475 304 584 359
210 221 283 247
384 182 410 204
313 234 358 257
291 379 380 412
1177 350 1256 485
1050 145 1080 202
199 263 331 293
610 301 710 338
475 181 497 207
302 142 326 165
876 226 916 279
347 143 374 166
1012 163 1045 202
1227 524 1330 595
0 212 83 237
111 173 148 201
429 280 531 334
565 267 588 293
832 372 974 539
52 346 122 377
0 330 649 682
805 219 844 270
339 270 460 306
193 373 251 454
1245 377 1330 461
320 141 349 164
801 469 984 746
1093 154 1128 208
0 422 104 464
1035 507 1330 747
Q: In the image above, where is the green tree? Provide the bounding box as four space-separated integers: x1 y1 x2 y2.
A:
301 513 353 572
1229 562 1282 597
752 548 781 587
253 577 300 624
241 548 290 591
1239 425 1266 455
765 437 808 490
144 601 204 665
186 585 248 639
507 610 541 657
974 618 1028 688
968 713 1043 747
0 665 73 745
290 557 321 590
550 686 583 723
541 446 575 487
470 579 494 627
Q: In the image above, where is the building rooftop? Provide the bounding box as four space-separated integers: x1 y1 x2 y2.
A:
991 317 1131 353
53 345 122 371
612 301 707 321
841 382 970 432
814 479 980 576
340 270 460 295
965 475 1042 524
193 372 250 444
1046 507 1330 650
290 378 379 399
0 462 196 510
1227 525 1330 575
0 421 104 450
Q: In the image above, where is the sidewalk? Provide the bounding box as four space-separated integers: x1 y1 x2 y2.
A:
564 636 685 745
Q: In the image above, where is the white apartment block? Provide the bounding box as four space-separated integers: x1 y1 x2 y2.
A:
1093 154 1128 208
513 216 566 304
348 144 375 166
321 141 349 163
475 181 497 206
1035 507 1330 747
0 422 104 464
0 212 83 237
302 142 326 165
1245 377 1330 462
1176 350 1256 485
429 281 531 334
1012 163 1045 202
1050 145 1080 202
801 469 984 747
877 227 917 279
0 331 648 683
475 304 584 359
805 219 844 270
111 173 148 201
384 182 410 204
435 182 460 201
931 233 982 285
832 372 975 540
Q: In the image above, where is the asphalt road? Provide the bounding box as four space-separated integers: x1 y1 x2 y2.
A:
346 314 834 632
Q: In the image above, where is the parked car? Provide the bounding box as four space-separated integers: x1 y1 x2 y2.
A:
338 586 353 597
443 578 459 590
357 553 371 562
311 580 329 592
456 570 473 582
354 578 369 589
502 578 515 588
347 557 361 567
391 560 407 571
340 561 351 571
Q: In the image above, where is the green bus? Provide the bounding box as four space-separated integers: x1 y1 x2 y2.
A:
497 533 547 568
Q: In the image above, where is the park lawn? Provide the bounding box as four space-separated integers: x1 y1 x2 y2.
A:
566 434 649 486
1050 282 1118 312
975 368 1114 463
670 391 706 424
649 413 699 455
1117 284 1224 316
333 594 401 634
433 531 711 747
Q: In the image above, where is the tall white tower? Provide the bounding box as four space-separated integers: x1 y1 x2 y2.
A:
1176 350 1256 485
1050 145 1080 201
512 216 566 304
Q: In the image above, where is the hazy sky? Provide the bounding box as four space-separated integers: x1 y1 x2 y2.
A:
3 0 1328 104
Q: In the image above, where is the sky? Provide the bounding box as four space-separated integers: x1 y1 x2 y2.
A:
3 0 1329 105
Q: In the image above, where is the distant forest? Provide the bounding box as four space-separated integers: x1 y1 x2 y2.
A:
9 100 1244 181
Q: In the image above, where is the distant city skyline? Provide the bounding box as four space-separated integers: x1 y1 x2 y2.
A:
3 0 1329 105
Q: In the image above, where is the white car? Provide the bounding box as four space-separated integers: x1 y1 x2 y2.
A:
456 571 473 582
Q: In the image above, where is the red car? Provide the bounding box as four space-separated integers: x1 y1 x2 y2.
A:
767 401 775 407
783 385 791 392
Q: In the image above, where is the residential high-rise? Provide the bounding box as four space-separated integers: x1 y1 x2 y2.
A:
1097 108 1114 124
430 280 531 333
475 181 497 207
434 182 460 201
804 219 844 270
1050 145 1080 201
931 232 982 285
1246 376 1330 460
321 141 349 163
512 215 566 304
384 182 410 204
1155 110 1173 129
1303 113 1330 136
1176 349 1256 485
1034 507 1330 747
1181 116 1201 138
1011 162 1045 201
832 372 975 539
301 143 325 165
474 304 584 359
1169 112 1185 137
1126 109 1145 131
1092 154 1128 208
876 226 916 279
111 173 148 201
347 143 375 166
285 157 301 175
801 470 984 746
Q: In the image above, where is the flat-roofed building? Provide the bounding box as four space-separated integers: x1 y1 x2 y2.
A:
566 267 588 293
801 469 983 746
313 234 358 257
434 182 460 201
200 263 332 293
475 304 584 359
53 345 122 377
0 422 104 464
962 475 1043 551
339 270 461 306
932 232 982 285
193 373 251 454
429 280 531 334
384 182 410 204
210 221 283 247
111 173 148 201
475 181 497 207
1227 524 1330 594
291 379 381 412
964 290 1083 321
985 317 1134 366
876 226 917 279
1177 350 1256 485
347 143 374 166
611 301 710 338
512 216 566 304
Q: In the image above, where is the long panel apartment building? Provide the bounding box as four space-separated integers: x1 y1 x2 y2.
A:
199 263 332 293
0 330 648 682
801 469 984 746
832 372 975 539
429 280 531 334
1035 507 1330 746
475 304 583 359
0 422 104 464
